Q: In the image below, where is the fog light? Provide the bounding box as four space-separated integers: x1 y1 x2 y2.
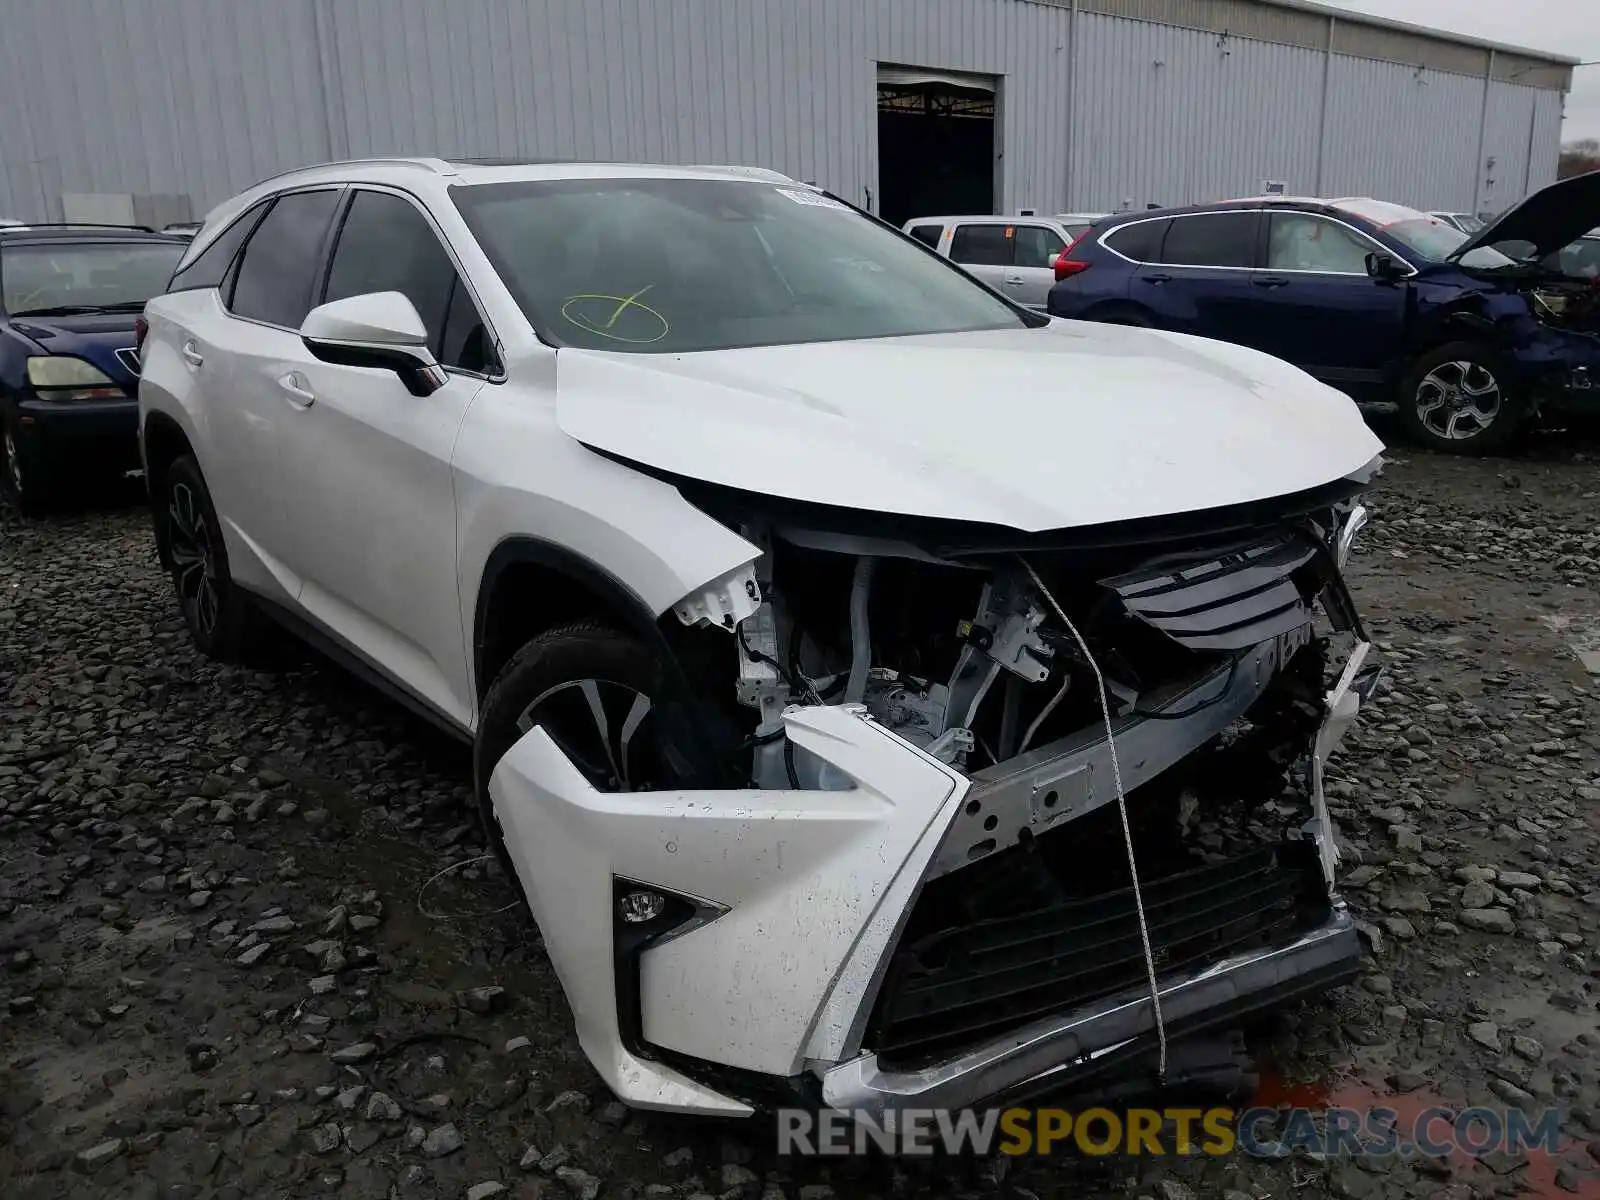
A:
618 889 667 924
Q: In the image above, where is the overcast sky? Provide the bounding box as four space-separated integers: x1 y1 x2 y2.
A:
1323 0 1600 143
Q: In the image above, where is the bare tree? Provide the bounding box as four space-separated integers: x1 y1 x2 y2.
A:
1560 137 1600 179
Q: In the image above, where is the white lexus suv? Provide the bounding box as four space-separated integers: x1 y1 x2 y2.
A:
140 157 1384 1119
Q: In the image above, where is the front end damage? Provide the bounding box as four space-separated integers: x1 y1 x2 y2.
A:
488 488 1383 1116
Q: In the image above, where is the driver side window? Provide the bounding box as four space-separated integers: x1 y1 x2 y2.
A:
1267 213 1375 275
322 189 497 374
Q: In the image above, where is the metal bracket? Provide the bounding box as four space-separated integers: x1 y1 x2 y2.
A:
673 561 762 631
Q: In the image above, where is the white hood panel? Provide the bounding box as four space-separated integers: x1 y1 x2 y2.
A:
555 322 1384 533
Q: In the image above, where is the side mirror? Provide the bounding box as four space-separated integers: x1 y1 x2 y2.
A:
1365 252 1403 282
300 291 448 397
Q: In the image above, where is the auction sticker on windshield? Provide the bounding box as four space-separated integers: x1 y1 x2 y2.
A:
776 187 850 211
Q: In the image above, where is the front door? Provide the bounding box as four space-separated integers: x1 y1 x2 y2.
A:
1007 223 1069 308
1249 212 1408 396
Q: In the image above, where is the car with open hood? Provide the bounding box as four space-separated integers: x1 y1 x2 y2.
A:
139 157 1382 1118
2 224 187 512
1048 172 1600 454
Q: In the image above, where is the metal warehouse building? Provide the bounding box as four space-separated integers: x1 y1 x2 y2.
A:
0 0 1575 229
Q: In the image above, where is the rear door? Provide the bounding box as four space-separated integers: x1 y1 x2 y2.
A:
947 222 1013 293
1251 211 1408 393
1007 223 1069 308
156 189 341 600
1131 211 1263 345
274 187 495 727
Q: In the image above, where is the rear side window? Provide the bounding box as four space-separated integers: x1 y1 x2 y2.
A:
228 189 341 327
1102 220 1167 263
167 202 270 293
949 224 1011 266
1160 213 1259 268
1013 225 1066 268
907 224 944 249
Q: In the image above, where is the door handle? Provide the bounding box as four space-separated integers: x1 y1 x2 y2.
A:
1141 273 1173 284
277 372 316 409
181 342 204 367
1252 276 1290 289
1003 273 1026 285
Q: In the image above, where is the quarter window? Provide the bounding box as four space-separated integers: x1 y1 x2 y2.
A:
949 224 1011 266
1266 213 1375 274
907 224 944 249
228 189 341 327
1160 213 1258 268
167 201 269 293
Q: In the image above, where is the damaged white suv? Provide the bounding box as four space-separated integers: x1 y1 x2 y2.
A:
139 158 1384 1117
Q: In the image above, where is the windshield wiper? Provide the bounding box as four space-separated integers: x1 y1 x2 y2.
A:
10 301 147 317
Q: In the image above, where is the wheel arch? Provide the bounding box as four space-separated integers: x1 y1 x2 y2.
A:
471 536 741 784
474 536 673 703
141 409 197 568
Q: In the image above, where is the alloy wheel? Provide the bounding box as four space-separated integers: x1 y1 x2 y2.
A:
167 481 221 638
515 679 658 792
1415 360 1502 442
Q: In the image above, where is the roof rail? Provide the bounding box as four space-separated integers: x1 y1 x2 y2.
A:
245 157 457 191
0 221 159 233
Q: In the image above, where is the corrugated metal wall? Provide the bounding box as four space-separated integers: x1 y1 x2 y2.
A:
1069 16 1326 211
0 0 1568 223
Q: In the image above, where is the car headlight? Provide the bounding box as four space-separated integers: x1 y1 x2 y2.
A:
26 355 121 398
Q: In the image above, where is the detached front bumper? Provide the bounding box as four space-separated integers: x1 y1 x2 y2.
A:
487 633 1378 1117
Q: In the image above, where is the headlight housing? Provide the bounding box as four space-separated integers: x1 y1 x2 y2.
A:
25 355 122 399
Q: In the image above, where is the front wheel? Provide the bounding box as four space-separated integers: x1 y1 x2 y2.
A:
3 415 52 516
473 623 694 910
1397 343 1527 455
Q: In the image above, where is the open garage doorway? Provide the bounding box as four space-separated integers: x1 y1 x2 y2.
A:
876 65 997 228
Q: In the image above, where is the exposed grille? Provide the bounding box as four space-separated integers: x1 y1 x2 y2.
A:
866 842 1328 1067
115 347 140 375
1100 530 1322 652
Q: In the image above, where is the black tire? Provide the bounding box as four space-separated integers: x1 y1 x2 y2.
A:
1397 342 1527 456
3 413 53 517
158 455 262 661
473 623 690 908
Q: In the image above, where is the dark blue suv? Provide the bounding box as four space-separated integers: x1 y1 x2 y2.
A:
1 225 187 513
1047 172 1600 454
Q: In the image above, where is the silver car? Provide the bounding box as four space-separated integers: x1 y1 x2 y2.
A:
902 214 1085 309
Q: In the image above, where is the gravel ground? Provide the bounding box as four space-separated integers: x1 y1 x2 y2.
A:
2 431 1599 1200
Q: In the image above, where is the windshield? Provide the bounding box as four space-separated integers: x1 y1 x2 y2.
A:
1 241 185 314
1382 219 1514 269
1453 214 1485 233
452 177 1030 353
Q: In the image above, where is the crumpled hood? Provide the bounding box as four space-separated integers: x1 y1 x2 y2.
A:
1452 169 1600 263
7 311 141 391
555 322 1383 533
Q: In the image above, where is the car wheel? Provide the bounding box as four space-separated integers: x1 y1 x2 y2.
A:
1398 343 1526 455
474 623 690 908
3 416 52 516
159 455 262 661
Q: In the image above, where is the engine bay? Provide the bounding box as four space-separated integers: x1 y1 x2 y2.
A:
669 490 1372 845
